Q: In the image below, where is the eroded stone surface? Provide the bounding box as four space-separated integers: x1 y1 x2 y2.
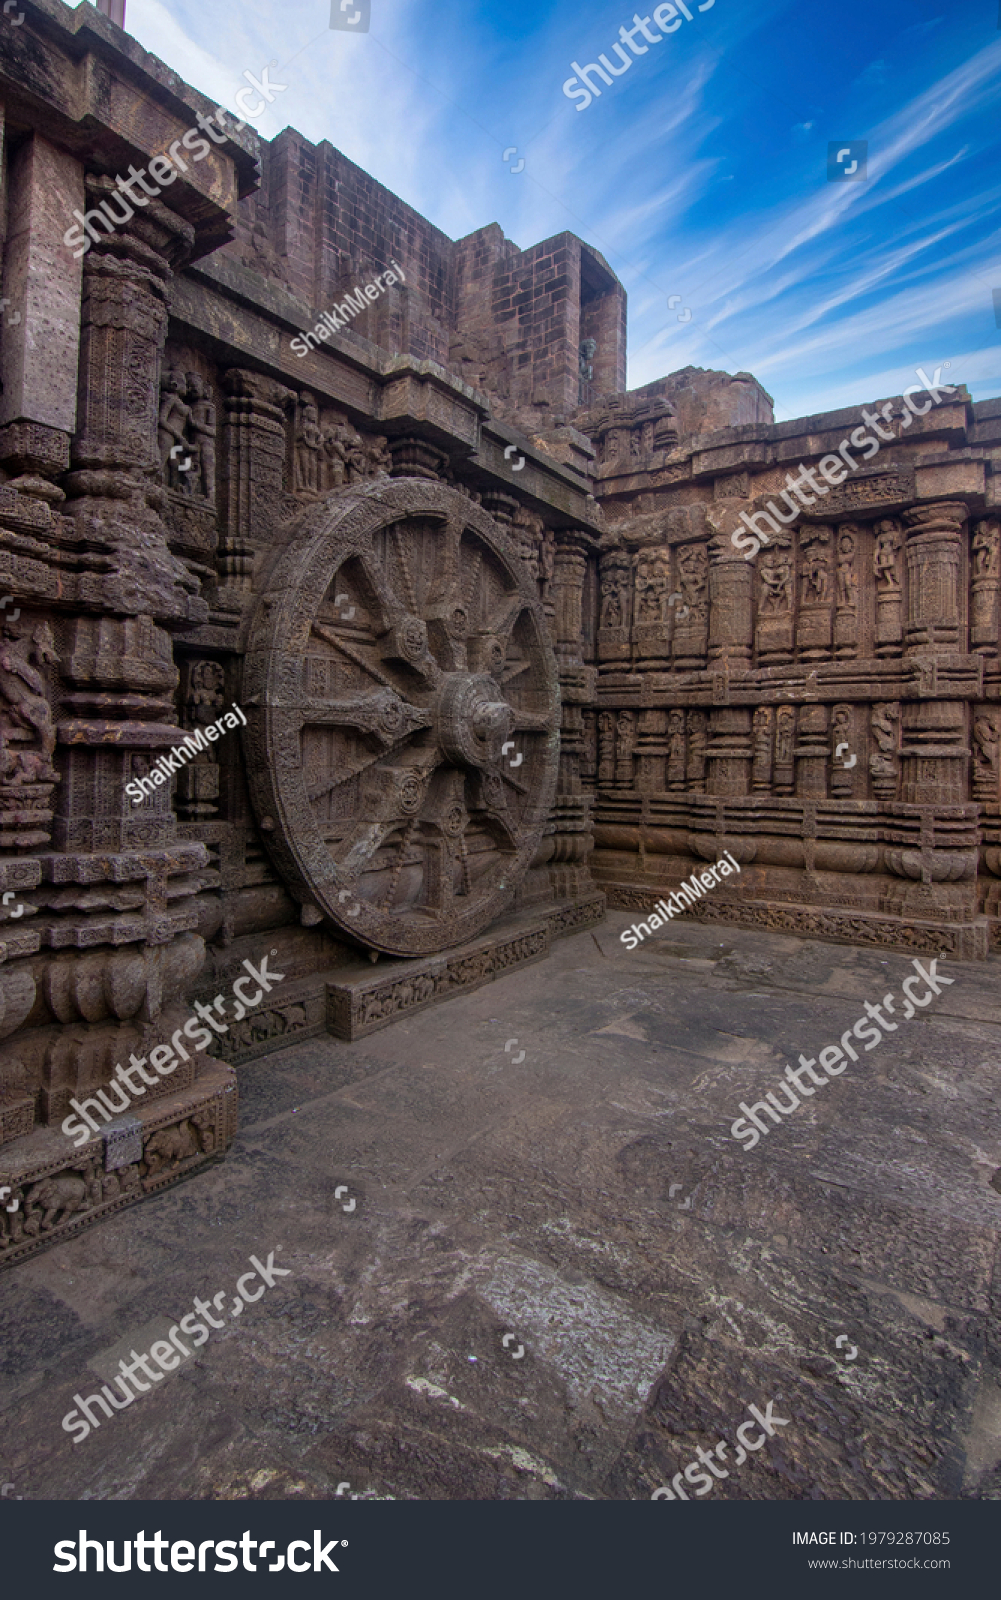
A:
1 920 997 1501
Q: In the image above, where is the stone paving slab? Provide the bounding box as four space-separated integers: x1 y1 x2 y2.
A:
0 913 999 1501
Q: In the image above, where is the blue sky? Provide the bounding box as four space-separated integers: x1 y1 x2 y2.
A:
125 0 1001 422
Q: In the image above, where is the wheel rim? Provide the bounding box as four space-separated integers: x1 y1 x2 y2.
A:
244 478 560 956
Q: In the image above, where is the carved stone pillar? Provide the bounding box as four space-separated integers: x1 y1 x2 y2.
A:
686 710 707 792
59 185 205 855
708 534 752 666
971 518 999 657
597 711 616 787
706 708 752 796
900 699 968 805
898 502 969 805
666 710 686 791
547 533 596 897
25 183 219 1140
751 706 773 792
219 369 296 602
903 502 966 653
636 709 668 793
553 538 586 670
795 705 830 795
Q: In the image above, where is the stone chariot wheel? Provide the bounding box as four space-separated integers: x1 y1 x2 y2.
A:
244 477 560 957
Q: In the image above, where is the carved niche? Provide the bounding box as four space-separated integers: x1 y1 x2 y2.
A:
971 519 1000 656
674 542 708 668
756 537 795 665
585 393 679 467
159 367 218 564
797 524 833 661
834 524 860 659
972 710 999 803
870 701 900 799
243 479 559 957
175 659 227 820
598 550 632 662
633 546 671 662
874 519 904 657
0 619 60 849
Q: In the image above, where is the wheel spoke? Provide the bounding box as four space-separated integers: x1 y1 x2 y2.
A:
486 594 530 640
250 483 558 957
377 815 420 910
356 550 407 633
311 621 396 689
301 690 433 741
509 709 555 734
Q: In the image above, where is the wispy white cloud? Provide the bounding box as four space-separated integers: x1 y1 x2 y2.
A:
122 0 1001 418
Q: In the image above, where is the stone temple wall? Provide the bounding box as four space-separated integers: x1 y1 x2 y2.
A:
0 3 997 1265
577 382 1001 960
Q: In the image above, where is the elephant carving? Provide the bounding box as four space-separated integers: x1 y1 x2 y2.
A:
23 1172 96 1232
142 1120 199 1177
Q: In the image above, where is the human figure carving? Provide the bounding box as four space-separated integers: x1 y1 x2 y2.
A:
803 545 831 604
753 706 773 764
760 550 793 613
295 392 322 494
186 373 217 502
158 370 193 488
972 523 999 578
836 531 857 606
775 706 795 766
973 714 999 779
0 623 59 768
601 578 622 629
677 545 707 615
874 524 902 589
870 702 900 782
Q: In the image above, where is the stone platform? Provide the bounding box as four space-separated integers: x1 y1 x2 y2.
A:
0 1060 237 1269
326 894 606 1041
603 882 991 960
